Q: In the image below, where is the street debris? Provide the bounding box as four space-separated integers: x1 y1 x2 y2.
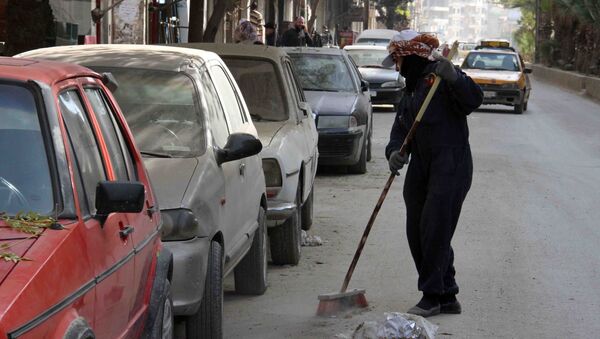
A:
335 312 438 339
301 230 323 246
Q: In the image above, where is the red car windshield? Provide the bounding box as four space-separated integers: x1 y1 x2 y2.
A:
0 83 54 215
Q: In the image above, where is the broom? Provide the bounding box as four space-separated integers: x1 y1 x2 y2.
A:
316 42 459 317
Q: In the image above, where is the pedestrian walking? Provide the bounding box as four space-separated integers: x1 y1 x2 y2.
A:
280 16 313 47
383 30 483 317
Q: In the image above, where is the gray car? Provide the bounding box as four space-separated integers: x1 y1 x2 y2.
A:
179 43 319 266
285 47 373 174
19 44 268 339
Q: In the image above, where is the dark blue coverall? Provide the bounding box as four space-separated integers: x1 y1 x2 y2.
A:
385 62 483 297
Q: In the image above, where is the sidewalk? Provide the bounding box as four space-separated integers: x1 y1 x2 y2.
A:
531 64 600 102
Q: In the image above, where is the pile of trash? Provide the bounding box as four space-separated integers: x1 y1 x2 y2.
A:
336 312 438 339
301 230 323 246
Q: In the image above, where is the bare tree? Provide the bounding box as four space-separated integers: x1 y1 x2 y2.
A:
189 0 236 42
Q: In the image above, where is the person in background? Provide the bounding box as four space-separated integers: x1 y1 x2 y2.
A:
280 16 313 47
234 20 258 44
249 1 264 44
312 27 323 47
383 30 483 317
321 25 333 47
265 22 278 46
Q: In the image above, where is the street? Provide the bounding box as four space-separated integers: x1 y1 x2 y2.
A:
221 77 600 338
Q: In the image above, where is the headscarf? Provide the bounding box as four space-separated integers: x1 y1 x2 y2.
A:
382 30 440 68
234 19 257 43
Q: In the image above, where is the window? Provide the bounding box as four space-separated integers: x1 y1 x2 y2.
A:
199 70 230 148
223 57 289 122
210 65 246 132
289 54 356 92
91 67 205 158
0 83 54 215
85 88 131 180
59 90 106 214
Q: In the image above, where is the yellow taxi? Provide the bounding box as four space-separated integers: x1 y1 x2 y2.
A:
461 44 532 114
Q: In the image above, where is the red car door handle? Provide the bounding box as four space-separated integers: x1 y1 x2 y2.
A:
119 225 134 239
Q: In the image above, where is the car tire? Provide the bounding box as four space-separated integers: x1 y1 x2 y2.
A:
514 101 524 114
185 241 223 339
234 207 268 295
269 184 302 265
348 139 367 174
301 188 314 231
152 279 174 339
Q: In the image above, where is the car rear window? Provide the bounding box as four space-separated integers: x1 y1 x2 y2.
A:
92 67 205 158
462 52 520 72
0 83 54 215
222 58 288 122
289 54 355 93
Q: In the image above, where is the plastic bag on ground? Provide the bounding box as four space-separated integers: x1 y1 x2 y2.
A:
301 230 322 246
337 312 438 339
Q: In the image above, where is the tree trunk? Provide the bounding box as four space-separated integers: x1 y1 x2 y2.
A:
188 0 204 42
307 0 320 33
203 0 233 42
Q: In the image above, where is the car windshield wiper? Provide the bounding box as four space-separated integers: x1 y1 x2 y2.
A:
140 150 173 158
360 65 384 68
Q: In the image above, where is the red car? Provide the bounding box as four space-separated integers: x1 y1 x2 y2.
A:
0 57 173 338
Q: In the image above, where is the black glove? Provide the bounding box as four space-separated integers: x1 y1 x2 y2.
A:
388 150 409 175
435 58 458 83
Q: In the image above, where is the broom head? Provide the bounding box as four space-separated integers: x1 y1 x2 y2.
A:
316 288 368 316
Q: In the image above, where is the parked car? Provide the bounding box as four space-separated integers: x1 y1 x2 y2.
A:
285 47 373 174
461 48 532 113
355 29 398 46
19 45 268 338
0 57 172 338
344 44 405 111
180 43 319 265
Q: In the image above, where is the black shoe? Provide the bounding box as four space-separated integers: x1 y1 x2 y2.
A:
440 295 462 314
407 294 440 318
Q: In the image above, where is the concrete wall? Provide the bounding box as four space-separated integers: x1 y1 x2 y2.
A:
531 64 600 102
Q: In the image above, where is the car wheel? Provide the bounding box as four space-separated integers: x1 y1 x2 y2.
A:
301 188 314 231
514 101 524 114
153 279 174 339
269 184 302 265
348 139 367 174
234 207 268 295
186 241 223 339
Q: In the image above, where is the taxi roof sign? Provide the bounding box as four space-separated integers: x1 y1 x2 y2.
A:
479 39 510 48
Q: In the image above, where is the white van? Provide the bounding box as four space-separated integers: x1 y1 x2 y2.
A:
355 29 398 46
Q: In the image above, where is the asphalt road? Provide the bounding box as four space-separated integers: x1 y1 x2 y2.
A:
221 78 600 338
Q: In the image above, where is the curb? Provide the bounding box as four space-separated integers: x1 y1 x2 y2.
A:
531 64 600 101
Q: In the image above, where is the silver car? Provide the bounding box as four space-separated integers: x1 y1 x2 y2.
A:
180 43 319 265
19 44 268 338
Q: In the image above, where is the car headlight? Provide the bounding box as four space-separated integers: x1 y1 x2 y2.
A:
317 115 358 129
262 158 282 197
500 82 519 89
161 209 199 241
381 81 401 88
